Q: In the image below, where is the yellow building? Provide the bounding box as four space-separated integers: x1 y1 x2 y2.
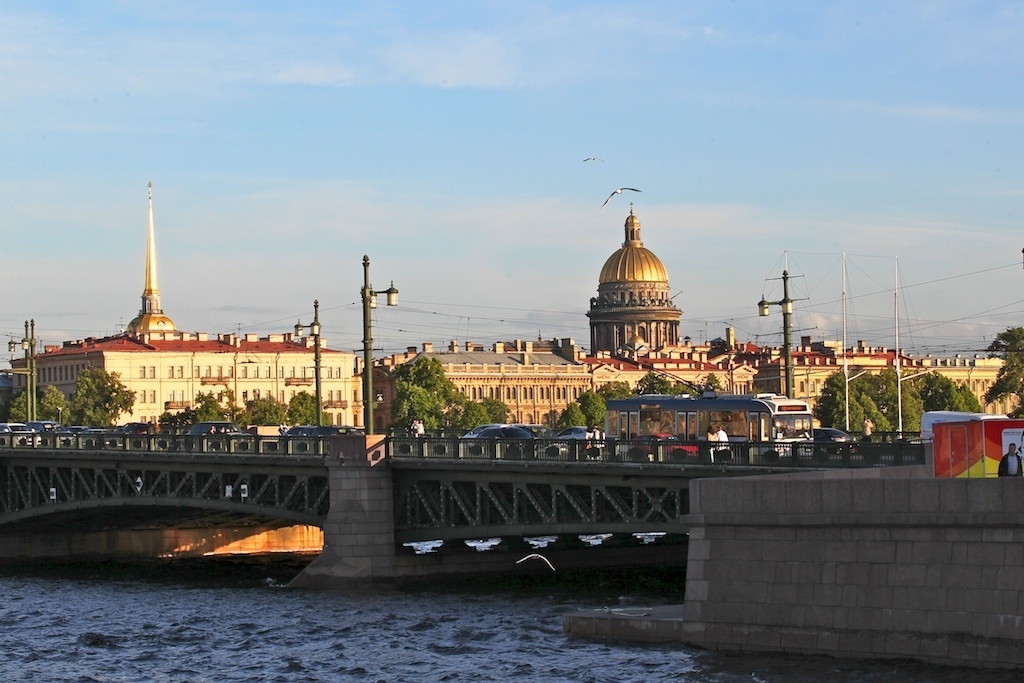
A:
373 339 593 430
16 183 357 427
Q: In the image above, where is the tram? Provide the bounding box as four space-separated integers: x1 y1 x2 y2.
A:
604 392 813 446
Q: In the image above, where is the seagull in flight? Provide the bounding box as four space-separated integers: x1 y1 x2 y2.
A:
582 157 603 162
602 187 642 208
516 553 555 571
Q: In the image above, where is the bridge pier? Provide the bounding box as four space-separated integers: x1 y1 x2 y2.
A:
289 436 398 586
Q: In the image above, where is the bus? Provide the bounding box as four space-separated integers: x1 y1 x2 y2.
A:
604 392 814 461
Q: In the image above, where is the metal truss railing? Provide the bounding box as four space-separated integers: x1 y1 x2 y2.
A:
392 463 692 543
0 452 330 527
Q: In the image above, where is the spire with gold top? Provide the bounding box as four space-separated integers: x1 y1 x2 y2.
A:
126 182 176 336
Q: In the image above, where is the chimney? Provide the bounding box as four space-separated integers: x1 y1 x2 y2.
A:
423 342 434 353
494 342 505 353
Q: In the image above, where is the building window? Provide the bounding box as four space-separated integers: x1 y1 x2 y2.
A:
177 366 184 378
240 366 248 379
254 389 261 399
168 367 175 379
139 367 146 379
242 391 248 401
139 391 146 404
149 366 156 379
150 390 156 403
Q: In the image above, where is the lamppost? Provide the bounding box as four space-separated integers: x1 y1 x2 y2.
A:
9 320 38 422
758 270 794 398
294 300 322 427
361 255 398 435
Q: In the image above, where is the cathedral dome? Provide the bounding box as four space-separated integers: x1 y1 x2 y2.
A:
598 211 669 284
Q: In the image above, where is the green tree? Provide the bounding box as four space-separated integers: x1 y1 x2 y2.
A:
194 392 226 422
39 385 71 423
479 397 510 424
452 401 489 432
70 368 135 427
577 390 606 427
815 369 927 434
597 382 634 400
159 407 196 431
916 372 983 413
557 403 586 428
6 390 29 422
637 372 674 395
247 396 288 425
985 327 1024 417
287 391 319 425
391 357 465 431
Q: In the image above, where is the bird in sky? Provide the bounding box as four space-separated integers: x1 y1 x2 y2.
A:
516 553 555 571
601 187 642 208
583 157 603 162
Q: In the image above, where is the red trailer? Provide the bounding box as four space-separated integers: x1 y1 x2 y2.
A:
932 416 1024 478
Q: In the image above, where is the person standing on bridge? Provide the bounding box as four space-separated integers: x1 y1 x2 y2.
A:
861 417 874 443
998 443 1022 477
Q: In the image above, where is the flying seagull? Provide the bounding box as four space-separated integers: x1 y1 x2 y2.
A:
601 187 642 208
582 157 603 162
516 553 555 571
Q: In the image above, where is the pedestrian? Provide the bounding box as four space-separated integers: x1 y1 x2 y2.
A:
998 443 1023 477
413 419 425 438
861 417 874 443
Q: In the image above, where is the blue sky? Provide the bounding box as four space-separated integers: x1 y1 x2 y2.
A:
2 1 1022 364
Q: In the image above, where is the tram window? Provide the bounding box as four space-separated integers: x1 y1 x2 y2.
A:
627 412 639 439
678 411 697 440
639 409 673 436
705 410 746 438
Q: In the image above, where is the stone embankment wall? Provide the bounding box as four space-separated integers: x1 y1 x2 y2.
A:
682 465 1024 669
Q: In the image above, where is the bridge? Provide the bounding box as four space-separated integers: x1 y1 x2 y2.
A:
0 430 924 578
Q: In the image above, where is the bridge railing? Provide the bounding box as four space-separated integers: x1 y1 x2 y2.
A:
0 431 336 457
387 436 925 468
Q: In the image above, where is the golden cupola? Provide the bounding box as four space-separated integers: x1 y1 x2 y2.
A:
587 208 680 355
598 209 670 284
126 182 176 336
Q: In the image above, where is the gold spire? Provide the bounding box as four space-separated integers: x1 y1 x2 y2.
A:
126 182 175 335
143 181 159 297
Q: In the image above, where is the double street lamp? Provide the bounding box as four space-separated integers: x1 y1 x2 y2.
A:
361 255 398 435
294 300 323 427
9 320 38 422
758 270 795 398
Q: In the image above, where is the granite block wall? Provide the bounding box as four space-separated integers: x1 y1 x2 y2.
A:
682 466 1024 669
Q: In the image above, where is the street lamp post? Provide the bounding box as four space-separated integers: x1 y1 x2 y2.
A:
9 320 38 422
758 270 795 398
294 300 323 427
361 255 398 435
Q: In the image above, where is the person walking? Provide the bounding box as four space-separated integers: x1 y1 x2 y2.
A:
998 443 1023 477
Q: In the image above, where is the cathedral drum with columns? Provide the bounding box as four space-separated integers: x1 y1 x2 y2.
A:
587 208 681 355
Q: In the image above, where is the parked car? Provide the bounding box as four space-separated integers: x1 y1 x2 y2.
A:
557 426 590 440
26 420 67 433
116 422 157 435
812 427 856 456
0 422 33 434
285 425 364 437
463 423 509 437
187 421 245 436
463 425 535 460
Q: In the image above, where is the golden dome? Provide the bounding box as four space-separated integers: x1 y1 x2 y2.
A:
598 211 669 284
126 312 176 335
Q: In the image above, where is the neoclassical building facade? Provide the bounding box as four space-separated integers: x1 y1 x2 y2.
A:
12 184 358 427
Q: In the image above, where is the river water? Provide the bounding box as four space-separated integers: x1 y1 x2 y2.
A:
0 556 1015 682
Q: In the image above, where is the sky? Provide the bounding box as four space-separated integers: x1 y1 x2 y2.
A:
2 1 1023 367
